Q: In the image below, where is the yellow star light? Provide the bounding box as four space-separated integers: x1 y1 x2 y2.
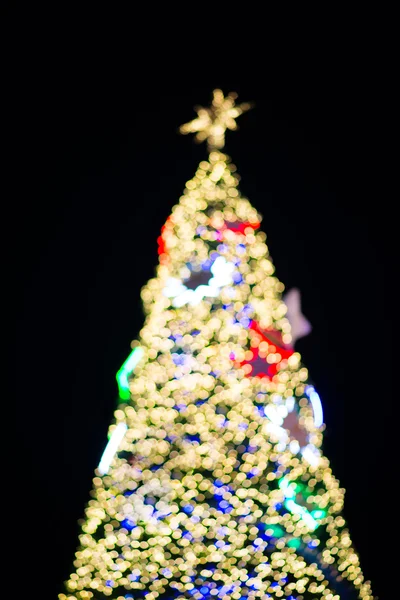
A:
179 88 253 150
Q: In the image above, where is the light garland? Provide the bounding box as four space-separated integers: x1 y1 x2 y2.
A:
60 91 373 600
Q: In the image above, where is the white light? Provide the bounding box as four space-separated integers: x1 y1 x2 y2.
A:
306 386 324 427
172 289 196 307
263 421 287 443
163 257 235 307
210 256 235 286
285 396 295 412
264 405 284 425
277 404 288 419
289 440 300 454
163 278 187 298
98 422 128 475
279 477 295 498
301 444 320 467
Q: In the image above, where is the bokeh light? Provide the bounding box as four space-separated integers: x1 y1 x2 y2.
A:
59 91 373 600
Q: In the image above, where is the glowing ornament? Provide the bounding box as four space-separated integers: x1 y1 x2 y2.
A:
238 319 294 378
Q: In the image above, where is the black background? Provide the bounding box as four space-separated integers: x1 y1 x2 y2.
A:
4 35 395 600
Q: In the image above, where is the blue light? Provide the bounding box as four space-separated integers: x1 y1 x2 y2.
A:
183 504 193 513
121 519 135 531
195 398 208 406
186 433 200 442
161 568 172 577
172 353 185 365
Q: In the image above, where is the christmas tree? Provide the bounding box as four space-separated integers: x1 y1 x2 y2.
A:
60 90 373 600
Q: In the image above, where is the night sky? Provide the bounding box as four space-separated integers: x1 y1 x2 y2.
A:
6 65 393 599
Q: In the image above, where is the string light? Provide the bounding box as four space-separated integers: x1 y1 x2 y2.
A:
60 91 373 600
97 423 128 476
116 347 144 399
305 385 324 428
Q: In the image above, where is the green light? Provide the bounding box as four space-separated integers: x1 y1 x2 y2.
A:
311 509 326 519
116 347 144 399
287 537 301 548
279 476 319 531
285 500 318 530
268 525 285 537
279 477 295 498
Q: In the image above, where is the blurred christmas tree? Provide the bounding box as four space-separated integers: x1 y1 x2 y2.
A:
60 90 373 600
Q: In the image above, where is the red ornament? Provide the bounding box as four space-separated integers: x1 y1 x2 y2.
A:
157 216 174 265
213 219 260 240
223 220 260 234
236 320 294 380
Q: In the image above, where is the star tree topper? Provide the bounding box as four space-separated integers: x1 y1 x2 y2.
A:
179 89 253 150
